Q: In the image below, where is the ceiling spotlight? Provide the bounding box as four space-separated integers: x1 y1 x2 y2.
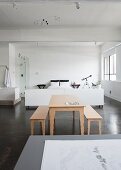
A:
12 2 17 9
75 2 80 10
34 19 49 27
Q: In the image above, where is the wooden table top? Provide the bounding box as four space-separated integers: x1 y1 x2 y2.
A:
49 95 85 108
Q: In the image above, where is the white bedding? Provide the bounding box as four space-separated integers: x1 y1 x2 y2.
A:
48 81 72 89
48 86 72 89
41 140 121 170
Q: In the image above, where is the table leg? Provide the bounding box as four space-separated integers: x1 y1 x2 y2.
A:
72 111 75 134
49 108 55 135
73 111 75 120
31 120 34 135
88 120 91 135
79 107 84 135
99 120 102 135
41 120 45 135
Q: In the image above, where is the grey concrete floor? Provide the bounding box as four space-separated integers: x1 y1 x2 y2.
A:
0 97 121 170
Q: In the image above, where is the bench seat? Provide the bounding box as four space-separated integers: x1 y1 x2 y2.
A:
30 106 48 135
84 106 102 135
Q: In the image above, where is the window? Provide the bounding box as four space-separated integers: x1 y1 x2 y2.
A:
104 54 116 81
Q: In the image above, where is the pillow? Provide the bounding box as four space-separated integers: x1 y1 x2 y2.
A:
60 81 70 87
48 86 61 89
50 81 59 87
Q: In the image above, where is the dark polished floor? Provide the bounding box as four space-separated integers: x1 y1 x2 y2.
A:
0 97 121 170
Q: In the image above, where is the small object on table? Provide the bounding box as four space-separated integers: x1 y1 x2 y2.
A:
65 101 79 105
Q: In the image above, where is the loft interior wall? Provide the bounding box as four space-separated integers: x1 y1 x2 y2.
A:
15 45 101 88
0 43 16 87
0 26 119 89
101 42 121 102
0 43 9 65
0 43 9 87
9 43 16 87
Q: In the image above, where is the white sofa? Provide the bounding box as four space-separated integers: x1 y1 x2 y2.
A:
25 88 104 107
0 87 21 105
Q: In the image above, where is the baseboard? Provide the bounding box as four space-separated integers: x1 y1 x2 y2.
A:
105 95 121 103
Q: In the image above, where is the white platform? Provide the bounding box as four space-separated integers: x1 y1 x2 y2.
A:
25 88 104 106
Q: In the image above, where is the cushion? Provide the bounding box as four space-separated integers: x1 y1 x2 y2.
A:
60 81 70 87
50 81 59 87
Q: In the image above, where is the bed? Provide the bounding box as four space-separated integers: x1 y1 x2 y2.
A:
14 135 121 170
25 80 104 107
25 88 104 107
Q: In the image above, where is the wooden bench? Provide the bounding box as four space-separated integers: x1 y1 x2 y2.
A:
84 106 102 135
30 106 48 135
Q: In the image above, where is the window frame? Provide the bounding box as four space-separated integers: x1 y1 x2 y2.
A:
104 54 116 81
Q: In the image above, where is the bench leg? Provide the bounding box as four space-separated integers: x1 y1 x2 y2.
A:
41 120 45 135
73 111 75 120
88 120 90 135
31 120 34 135
49 108 56 135
99 120 102 135
79 107 84 135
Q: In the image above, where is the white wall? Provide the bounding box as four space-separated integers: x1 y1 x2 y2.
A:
101 81 121 102
116 45 121 81
0 43 9 87
15 45 101 87
9 43 16 87
0 43 16 87
15 54 29 95
0 43 9 65
101 42 121 102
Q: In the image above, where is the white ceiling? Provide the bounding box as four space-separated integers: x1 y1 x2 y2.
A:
0 1 121 29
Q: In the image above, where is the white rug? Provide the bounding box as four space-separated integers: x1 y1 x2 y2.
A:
41 139 121 170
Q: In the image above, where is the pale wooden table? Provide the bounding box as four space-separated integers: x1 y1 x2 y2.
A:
49 95 85 135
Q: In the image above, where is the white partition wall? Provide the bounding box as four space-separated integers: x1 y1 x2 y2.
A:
25 88 104 106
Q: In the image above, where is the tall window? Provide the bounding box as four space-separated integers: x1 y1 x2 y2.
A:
104 54 116 81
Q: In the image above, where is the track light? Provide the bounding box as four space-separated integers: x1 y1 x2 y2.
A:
75 2 80 9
